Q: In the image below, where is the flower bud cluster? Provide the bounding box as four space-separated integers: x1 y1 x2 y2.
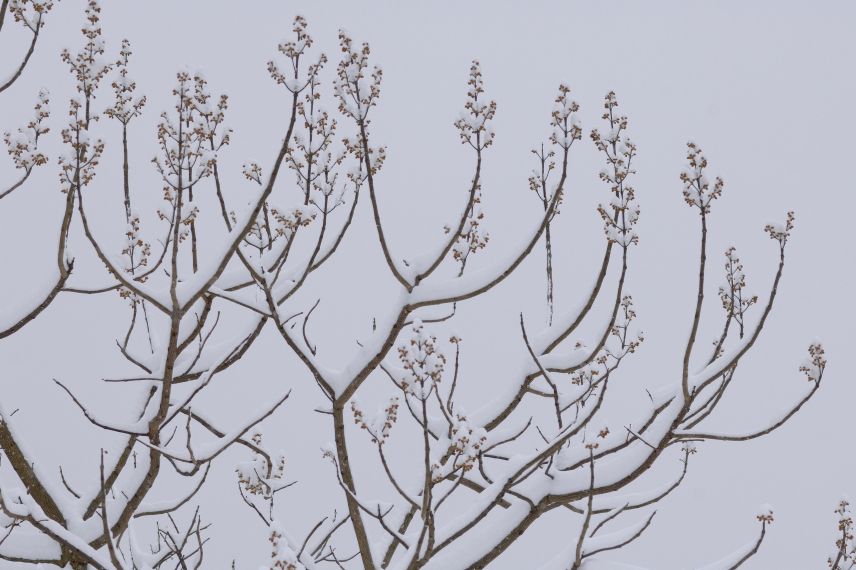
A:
398 320 446 400
9 0 55 32
4 89 50 173
756 505 774 524
335 30 381 122
592 92 639 247
58 99 105 193
446 187 489 270
610 295 644 355
192 72 231 152
287 58 349 207
549 84 581 150
800 343 826 384
764 210 795 249
270 205 316 237
104 39 146 125
243 162 263 185
454 61 497 151
262 521 303 570
717 247 757 337
679 142 723 214
571 366 599 387
60 1 112 100
120 213 150 275
828 497 855 568
236 431 287 499
152 71 223 195
432 414 486 481
268 16 317 94
351 397 400 445
528 145 557 209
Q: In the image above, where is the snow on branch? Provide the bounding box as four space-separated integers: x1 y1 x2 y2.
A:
0 8 829 569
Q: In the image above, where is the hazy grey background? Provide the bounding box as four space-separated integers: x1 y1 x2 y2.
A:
0 1 853 567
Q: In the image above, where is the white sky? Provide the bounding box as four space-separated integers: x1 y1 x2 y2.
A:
0 1 854 568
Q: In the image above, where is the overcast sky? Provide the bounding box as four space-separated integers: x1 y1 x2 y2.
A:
1 1 854 568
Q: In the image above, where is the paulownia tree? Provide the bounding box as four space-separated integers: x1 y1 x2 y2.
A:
0 3 827 569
